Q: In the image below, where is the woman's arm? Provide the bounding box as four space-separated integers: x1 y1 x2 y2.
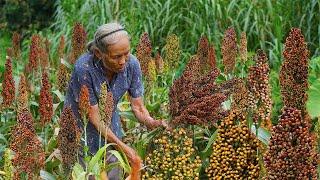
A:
129 96 166 129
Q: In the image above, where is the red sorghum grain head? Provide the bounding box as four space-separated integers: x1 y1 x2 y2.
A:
39 71 53 126
56 63 71 93
197 36 210 74
264 107 317 179
155 51 164 74
1 56 15 109
79 85 90 122
28 34 41 72
208 44 217 70
279 28 309 118
58 35 65 60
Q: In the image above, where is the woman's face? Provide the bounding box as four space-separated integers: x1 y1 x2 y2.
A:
100 36 130 73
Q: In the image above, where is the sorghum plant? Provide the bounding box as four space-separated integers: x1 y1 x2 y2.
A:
57 106 81 170
142 127 202 179
221 27 237 74
164 34 181 71
279 28 309 117
230 78 249 113
264 107 317 179
147 58 157 85
39 43 50 70
39 71 53 126
1 56 15 109
206 110 260 179
10 108 44 179
247 50 272 129
239 32 248 62
70 22 87 64
136 32 152 76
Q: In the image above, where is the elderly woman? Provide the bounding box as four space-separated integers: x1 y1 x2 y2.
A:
64 22 167 179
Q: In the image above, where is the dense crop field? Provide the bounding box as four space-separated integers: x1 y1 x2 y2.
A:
0 0 320 179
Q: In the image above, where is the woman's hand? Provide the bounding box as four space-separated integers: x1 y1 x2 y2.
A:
118 143 142 180
146 119 171 130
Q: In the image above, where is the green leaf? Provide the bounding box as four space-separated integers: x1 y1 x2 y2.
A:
307 78 320 118
52 90 65 102
108 150 131 173
40 170 56 180
88 143 114 172
202 130 218 154
72 163 86 180
250 126 271 145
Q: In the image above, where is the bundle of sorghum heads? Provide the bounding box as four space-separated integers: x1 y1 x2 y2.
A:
239 32 248 62
164 34 181 71
39 71 53 126
79 85 90 122
27 34 41 73
98 82 114 128
280 28 309 117
57 107 81 170
136 32 152 76
10 108 44 179
142 127 202 179
247 50 272 129
12 31 21 59
70 22 87 64
169 56 233 126
1 56 15 109
264 107 317 179
56 63 71 93
206 110 260 179
221 27 237 74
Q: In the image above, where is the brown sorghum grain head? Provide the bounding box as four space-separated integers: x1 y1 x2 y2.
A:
247 50 272 129
58 35 65 60
136 32 152 76
12 31 21 59
239 32 248 62
56 63 71 93
57 106 81 169
71 22 87 64
155 51 164 74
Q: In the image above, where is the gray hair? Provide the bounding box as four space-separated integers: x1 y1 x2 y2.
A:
87 22 129 53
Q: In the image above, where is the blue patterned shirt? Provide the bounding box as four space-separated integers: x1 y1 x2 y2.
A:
64 52 144 154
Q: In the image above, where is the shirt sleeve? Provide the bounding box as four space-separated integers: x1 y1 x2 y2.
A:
128 57 144 98
70 66 98 106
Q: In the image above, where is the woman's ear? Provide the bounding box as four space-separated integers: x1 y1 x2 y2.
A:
93 47 103 60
